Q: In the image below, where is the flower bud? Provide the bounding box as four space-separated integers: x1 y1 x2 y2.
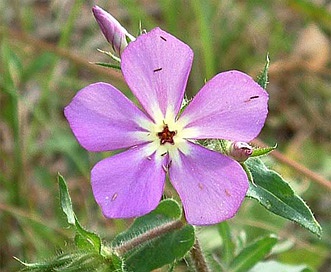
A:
227 142 253 162
92 5 135 56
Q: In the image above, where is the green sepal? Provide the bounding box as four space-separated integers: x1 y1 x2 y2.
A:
229 235 278 272
178 96 192 117
58 174 102 253
198 139 227 154
93 62 121 70
112 199 195 272
251 144 277 157
245 158 322 237
257 54 270 89
97 48 121 62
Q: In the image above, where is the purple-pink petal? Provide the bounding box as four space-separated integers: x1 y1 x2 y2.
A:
169 142 248 225
91 144 167 218
64 82 152 152
121 27 193 121
180 70 268 142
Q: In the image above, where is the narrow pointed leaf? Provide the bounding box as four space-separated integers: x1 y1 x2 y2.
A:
58 174 101 252
229 235 278 272
217 222 235 265
58 174 75 225
16 251 125 272
246 158 322 237
257 54 270 89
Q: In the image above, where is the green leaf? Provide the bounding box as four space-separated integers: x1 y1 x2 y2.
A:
246 158 322 237
16 250 125 272
217 222 235 265
58 174 101 253
112 199 195 272
241 162 254 185
112 199 182 247
125 225 194 272
250 260 313 272
229 235 278 272
257 54 270 89
58 174 75 225
74 218 101 253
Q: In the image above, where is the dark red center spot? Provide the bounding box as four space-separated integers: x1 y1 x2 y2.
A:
157 125 176 145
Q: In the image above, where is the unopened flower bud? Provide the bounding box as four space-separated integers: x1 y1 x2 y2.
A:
228 142 253 162
92 5 135 56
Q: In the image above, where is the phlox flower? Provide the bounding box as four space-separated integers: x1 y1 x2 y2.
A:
64 27 268 225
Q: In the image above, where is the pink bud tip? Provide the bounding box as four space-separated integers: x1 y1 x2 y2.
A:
228 142 253 162
92 5 131 55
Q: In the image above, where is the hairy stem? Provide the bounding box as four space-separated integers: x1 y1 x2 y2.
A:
190 238 210 272
113 220 184 256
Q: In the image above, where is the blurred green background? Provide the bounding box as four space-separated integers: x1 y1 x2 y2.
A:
1 0 331 271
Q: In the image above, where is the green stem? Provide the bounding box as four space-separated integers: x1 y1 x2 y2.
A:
190 238 210 272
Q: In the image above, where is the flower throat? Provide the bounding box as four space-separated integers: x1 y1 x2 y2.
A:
157 125 176 145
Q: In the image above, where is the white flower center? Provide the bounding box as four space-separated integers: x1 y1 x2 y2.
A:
135 112 193 161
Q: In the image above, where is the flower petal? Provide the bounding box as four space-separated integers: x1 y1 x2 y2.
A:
64 82 152 152
169 142 248 225
179 70 268 141
121 27 193 121
91 144 167 218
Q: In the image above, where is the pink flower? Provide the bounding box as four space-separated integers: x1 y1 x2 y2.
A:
64 28 268 225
